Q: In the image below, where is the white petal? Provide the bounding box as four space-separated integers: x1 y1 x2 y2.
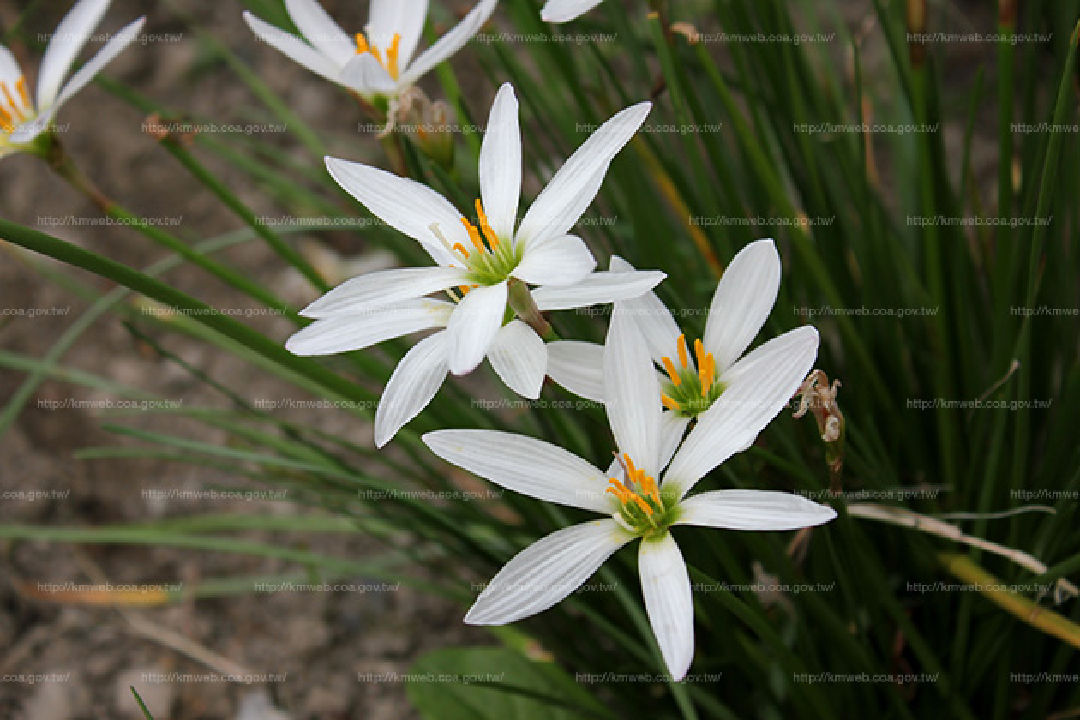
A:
487 321 547 399
663 326 819 497
542 0 605 23
398 0 498 86
676 490 837 531
478 83 521 241
373 330 449 447
284 298 451 356
299 266 467 318
445 281 507 375
512 235 596 287
36 0 109 108
639 534 694 681
324 157 468 266
531 270 665 311
339 52 396 96
545 341 604 403
367 0 428 68
243 12 341 84
285 0 355 66
423 429 613 513
703 238 782 373
516 102 651 247
604 306 662 476
659 410 689 471
610 256 683 365
0 45 23 90
464 519 632 625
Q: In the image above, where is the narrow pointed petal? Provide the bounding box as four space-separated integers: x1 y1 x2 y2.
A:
546 340 604 403
512 234 596 287
464 519 632 625
367 0 428 67
285 0 355 66
339 52 396 96
610 255 682 364
703 238 782 373
663 326 819 496
478 83 521 240
374 331 450 447
398 0 497 86
324 157 468 266
0 46 23 89
243 12 341 84
541 0 605 23
531 270 665 312
445 281 507 375
36 0 109 108
659 411 689 471
639 534 694 681
284 298 451 356
423 430 613 513
487 321 547 399
604 306 662 476
676 490 837 531
516 102 651 247
299 266 467 318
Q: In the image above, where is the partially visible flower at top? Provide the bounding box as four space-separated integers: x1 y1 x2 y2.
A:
541 0 604 23
1 0 145 158
286 83 665 446
243 0 497 102
548 238 795 447
423 306 833 680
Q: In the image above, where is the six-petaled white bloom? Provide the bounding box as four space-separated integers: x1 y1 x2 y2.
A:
243 0 497 101
286 83 665 446
549 238 797 449
424 304 834 681
541 0 604 23
0 0 144 157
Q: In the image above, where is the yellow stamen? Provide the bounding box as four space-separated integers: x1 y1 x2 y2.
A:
386 33 401 80
16 77 29 109
474 199 500 249
661 394 680 411
693 338 706 367
460 217 487 254
355 33 370 55
1 82 26 122
676 334 688 368
0 107 12 133
452 242 470 258
700 352 716 398
458 284 472 296
661 356 682 386
631 495 654 516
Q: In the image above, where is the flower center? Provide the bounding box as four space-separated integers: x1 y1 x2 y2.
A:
606 453 678 537
0 76 32 135
660 334 725 417
431 199 522 294
355 32 402 80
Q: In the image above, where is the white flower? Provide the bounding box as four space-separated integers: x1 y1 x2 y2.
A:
286 83 664 446
243 0 497 101
424 306 833 680
549 238 795 447
0 0 144 156
541 0 604 23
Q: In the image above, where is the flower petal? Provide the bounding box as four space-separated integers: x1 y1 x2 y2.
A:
703 238 782 373
423 429 613 513
639 533 694 682
367 0 428 68
478 83 521 241
516 101 651 247
663 326 819 496
398 0 498 86
546 340 604 403
610 255 682 365
604 305 662 476
445 281 507 375
464 519 632 625
659 410 689 471
531 270 665 311
373 330 449 447
35 0 109 108
676 489 837 531
512 235 596 287
541 0 605 23
284 298 451 356
487 321 547 399
339 52 396 96
0 45 23 90
285 0 355 66
324 157 468 266
243 12 341 84
299 266 467 318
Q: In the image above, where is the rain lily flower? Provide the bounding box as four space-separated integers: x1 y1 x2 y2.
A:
243 0 497 102
541 0 603 23
286 83 665 446
548 238 793 445
424 306 834 680
0 0 145 157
